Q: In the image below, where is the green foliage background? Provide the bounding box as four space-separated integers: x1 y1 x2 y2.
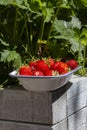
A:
0 0 87 87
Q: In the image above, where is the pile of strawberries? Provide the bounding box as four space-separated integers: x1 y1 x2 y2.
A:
19 58 78 76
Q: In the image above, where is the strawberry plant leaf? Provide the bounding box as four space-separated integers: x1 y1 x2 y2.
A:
44 8 54 23
80 28 87 46
0 39 9 46
80 0 87 7
71 16 82 29
53 19 66 33
0 50 10 62
0 50 21 67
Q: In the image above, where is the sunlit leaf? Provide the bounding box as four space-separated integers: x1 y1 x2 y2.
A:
44 8 54 22
81 38 87 46
0 50 10 62
0 50 21 65
53 19 66 33
80 0 87 7
71 16 82 29
80 28 87 46
0 39 9 46
69 38 84 52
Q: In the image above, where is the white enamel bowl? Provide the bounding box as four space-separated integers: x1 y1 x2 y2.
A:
9 66 82 92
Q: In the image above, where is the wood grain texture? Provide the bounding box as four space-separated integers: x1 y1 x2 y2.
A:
0 85 67 125
0 76 87 130
68 107 87 130
52 119 67 130
0 121 52 130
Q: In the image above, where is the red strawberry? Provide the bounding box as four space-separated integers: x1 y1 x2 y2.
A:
55 62 69 74
45 70 59 76
66 59 78 70
19 66 33 75
29 60 38 70
33 70 44 76
37 60 49 72
45 70 53 76
51 61 62 70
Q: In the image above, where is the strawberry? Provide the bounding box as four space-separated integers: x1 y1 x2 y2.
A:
55 61 69 74
37 60 49 72
45 70 53 76
19 66 33 75
29 60 38 70
66 59 78 70
51 61 62 70
45 70 59 76
33 70 44 76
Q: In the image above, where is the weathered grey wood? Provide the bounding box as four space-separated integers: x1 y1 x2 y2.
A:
68 107 87 130
0 89 52 124
31 92 52 124
67 76 87 116
52 92 67 123
0 85 67 125
52 119 67 130
0 121 17 130
67 76 87 100
0 119 67 130
0 90 33 122
0 75 87 130
67 90 87 116
0 121 52 130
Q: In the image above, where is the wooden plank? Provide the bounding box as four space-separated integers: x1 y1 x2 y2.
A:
52 93 67 123
0 85 67 125
68 107 87 130
1 90 17 120
15 90 33 122
31 92 52 124
0 90 2 118
0 90 33 122
0 121 52 130
67 90 87 116
0 89 52 124
67 76 87 100
0 121 17 130
52 119 67 130
0 76 86 128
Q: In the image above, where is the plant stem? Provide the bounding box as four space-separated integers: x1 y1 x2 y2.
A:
13 7 17 42
19 18 27 40
39 16 45 42
25 22 30 51
83 45 86 68
37 17 45 58
47 7 60 43
78 41 81 64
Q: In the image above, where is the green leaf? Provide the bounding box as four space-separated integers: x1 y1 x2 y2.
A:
53 28 75 40
0 50 10 62
44 7 54 22
0 0 29 10
53 19 66 33
29 0 43 12
73 0 87 8
10 2 28 10
80 0 87 7
71 16 81 29
80 28 87 46
0 39 9 46
69 38 84 52
81 38 87 46
0 50 22 68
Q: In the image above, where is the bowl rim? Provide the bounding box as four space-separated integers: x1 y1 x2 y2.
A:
9 66 82 79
